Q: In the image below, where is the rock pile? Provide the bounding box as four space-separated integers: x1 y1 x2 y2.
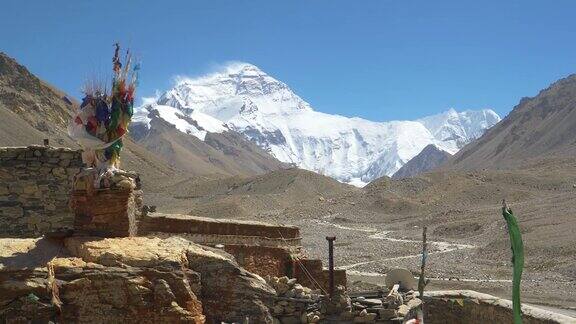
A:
319 285 352 318
265 276 423 323
72 168 141 191
267 276 321 300
349 289 422 323
266 276 323 323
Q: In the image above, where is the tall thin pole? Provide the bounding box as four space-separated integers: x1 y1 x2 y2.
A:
418 227 427 297
326 236 336 297
418 226 428 322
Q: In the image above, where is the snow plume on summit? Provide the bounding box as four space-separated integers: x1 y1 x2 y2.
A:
133 62 501 186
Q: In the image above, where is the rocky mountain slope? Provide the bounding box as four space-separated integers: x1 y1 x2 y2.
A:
392 144 452 179
130 105 286 177
145 167 357 216
133 63 500 186
447 74 576 171
0 52 74 145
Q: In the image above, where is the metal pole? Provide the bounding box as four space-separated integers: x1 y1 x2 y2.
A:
418 226 427 298
418 226 429 323
326 236 336 297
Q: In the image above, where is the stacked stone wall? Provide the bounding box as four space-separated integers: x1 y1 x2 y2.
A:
423 290 573 324
0 146 82 237
141 213 300 239
71 187 143 237
223 244 294 278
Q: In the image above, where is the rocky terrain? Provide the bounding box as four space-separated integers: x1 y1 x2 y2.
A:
142 159 576 311
138 73 576 312
0 53 73 144
0 235 276 323
392 144 451 179
144 168 355 216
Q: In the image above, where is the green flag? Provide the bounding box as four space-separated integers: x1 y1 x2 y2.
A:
503 205 524 324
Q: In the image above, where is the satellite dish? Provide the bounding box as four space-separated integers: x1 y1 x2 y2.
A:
385 268 416 291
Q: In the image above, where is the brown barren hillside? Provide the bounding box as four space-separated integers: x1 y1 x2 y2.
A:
446 74 576 170
130 113 287 177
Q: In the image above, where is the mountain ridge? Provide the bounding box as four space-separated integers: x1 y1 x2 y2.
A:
134 62 500 185
446 73 576 171
392 144 452 179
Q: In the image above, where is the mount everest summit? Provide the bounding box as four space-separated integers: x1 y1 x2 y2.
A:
133 63 500 186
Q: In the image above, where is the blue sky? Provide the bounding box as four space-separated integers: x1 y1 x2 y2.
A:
1 1 575 121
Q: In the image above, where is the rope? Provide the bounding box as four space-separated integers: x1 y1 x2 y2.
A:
43 236 67 321
47 259 63 312
276 229 328 295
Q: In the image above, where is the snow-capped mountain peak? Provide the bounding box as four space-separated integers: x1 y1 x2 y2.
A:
157 62 312 118
133 62 501 186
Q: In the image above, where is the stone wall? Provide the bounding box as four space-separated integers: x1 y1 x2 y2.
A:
146 232 301 248
141 213 300 239
0 146 83 237
212 245 347 294
223 245 295 278
423 290 575 324
70 170 143 238
141 213 347 293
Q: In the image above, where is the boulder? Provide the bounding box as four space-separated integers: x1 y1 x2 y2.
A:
379 308 397 319
398 304 410 317
407 297 422 309
0 238 204 323
1 236 276 324
65 236 275 323
361 298 382 307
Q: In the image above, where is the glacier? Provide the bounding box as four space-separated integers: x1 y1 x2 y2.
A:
133 63 500 186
